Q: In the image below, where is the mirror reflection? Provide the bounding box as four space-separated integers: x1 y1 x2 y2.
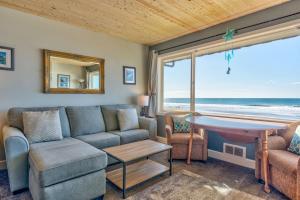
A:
50 57 100 89
44 50 105 94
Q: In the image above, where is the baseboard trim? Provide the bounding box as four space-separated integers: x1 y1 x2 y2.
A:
0 160 6 170
208 149 255 169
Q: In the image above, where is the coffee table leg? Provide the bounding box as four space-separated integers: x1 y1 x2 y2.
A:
169 148 173 176
122 163 126 199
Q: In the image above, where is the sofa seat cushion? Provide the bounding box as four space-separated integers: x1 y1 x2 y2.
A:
76 132 120 149
170 133 204 145
268 150 299 175
29 138 107 187
110 129 149 144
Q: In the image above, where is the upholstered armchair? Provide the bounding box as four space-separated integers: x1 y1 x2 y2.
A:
255 122 300 200
164 112 208 163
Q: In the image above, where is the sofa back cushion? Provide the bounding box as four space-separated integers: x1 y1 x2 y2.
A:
7 107 71 137
101 104 137 131
117 108 139 131
66 106 105 137
23 110 63 144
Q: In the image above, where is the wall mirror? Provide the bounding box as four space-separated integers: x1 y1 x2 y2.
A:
44 50 105 94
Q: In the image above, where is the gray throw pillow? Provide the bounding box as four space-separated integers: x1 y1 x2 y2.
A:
23 110 63 144
117 108 139 131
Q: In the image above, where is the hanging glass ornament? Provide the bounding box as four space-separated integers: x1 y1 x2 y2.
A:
223 28 235 74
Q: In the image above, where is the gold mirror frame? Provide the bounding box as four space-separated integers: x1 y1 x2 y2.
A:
44 50 105 94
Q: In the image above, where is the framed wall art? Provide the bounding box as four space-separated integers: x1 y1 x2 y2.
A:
123 66 136 85
0 46 14 71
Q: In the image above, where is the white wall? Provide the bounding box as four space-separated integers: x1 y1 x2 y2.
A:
0 7 149 166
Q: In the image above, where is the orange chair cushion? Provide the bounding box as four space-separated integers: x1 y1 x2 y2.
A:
268 150 299 175
169 133 204 145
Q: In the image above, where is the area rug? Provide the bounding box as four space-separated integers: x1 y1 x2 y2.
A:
127 170 263 200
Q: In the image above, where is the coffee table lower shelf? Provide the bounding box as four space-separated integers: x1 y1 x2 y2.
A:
107 159 169 191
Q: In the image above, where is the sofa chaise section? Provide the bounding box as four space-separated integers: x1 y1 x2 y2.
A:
3 106 108 200
4 107 71 193
29 138 107 200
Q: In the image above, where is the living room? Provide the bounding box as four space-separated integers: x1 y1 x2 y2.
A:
0 1 300 200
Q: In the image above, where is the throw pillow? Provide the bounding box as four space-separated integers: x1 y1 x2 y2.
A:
288 126 300 155
23 110 63 144
172 114 192 133
117 108 139 131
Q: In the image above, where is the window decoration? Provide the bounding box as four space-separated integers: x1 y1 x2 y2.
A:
223 28 235 74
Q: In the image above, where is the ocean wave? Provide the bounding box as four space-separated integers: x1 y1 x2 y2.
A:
164 103 300 119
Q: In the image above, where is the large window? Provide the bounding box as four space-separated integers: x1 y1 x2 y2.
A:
160 28 300 120
163 56 192 111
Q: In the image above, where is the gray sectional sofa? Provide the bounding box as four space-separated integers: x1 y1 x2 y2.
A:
2 104 157 200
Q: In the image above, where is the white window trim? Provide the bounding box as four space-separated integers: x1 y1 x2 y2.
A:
157 19 300 115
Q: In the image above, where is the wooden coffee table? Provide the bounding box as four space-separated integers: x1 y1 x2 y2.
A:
103 140 173 199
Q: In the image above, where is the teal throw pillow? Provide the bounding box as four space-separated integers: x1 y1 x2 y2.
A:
172 114 192 133
288 126 300 155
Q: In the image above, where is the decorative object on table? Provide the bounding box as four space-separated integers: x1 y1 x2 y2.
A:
123 66 136 85
137 95 149 116
0 46 14 71
57 74 70 88
164 113 208 163
127 170 262 200
223 28 235 74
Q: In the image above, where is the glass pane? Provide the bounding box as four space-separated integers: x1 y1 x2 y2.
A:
163 56 192 111
195 35 300 120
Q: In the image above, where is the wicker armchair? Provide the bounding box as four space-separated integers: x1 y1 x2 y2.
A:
255 122 300 200
164 113 208 163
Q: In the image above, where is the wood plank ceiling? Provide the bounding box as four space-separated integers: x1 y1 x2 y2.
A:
0 0 289 45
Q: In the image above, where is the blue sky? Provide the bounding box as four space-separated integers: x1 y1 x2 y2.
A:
164 35 300 98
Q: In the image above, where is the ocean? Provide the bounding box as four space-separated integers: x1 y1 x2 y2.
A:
164 98 300 120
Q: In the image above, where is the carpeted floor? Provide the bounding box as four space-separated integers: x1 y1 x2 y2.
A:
0 152 288 200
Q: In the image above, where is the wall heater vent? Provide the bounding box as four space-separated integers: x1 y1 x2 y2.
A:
223 143 246 158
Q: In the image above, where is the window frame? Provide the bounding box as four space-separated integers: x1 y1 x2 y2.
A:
157 19 300 120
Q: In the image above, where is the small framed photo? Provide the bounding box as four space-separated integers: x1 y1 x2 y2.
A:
0 46 14 71
57 74 70 88
123 66 136 85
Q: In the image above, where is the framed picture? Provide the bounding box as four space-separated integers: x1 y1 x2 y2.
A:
57 74 70 88
0 46 14 71
123 66 136 85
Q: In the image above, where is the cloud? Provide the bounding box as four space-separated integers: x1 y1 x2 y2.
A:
267 80 275 85
291 82 300 85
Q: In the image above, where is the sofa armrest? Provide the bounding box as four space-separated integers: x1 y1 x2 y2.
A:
139 117 157 140
257 135 287 152
165 124 172 144
3 126 29 192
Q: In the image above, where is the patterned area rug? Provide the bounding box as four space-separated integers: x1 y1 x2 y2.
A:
127 170 263 200
0 170 31 200
1 169 263 200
